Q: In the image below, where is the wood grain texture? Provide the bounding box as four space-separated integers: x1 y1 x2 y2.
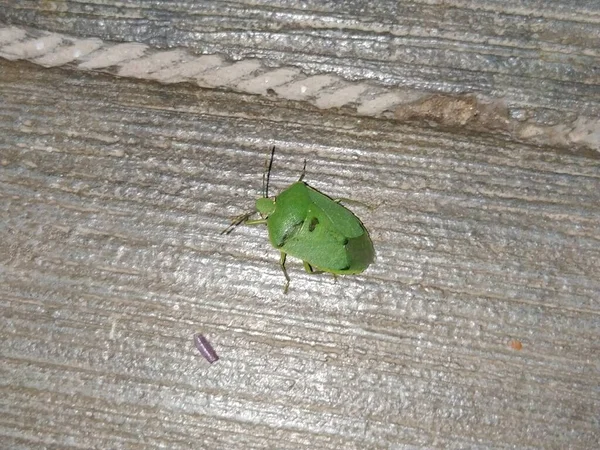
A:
1 59 599 449
1 0 599 129
1 0 600 448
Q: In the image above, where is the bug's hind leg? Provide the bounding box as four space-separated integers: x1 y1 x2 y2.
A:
280 251 291 294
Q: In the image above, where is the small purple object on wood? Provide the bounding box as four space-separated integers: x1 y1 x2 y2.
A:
194 333 219 364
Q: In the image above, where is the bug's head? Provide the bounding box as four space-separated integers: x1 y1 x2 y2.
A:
256 197 276 217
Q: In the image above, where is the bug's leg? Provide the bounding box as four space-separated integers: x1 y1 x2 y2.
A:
221 213 269 234
279 251 291 294
245 218 268 226
303 261 314 273
221 212 254 235
332 273 338 284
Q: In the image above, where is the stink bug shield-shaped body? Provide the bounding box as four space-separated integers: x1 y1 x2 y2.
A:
257 183 374 274
224 147 375 293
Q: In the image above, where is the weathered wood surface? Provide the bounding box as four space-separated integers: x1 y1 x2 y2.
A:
1 1 599 449
2 58 599 449
1 1 599 150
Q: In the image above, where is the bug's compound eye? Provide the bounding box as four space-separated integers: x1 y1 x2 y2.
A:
308 217 319 232
256 197 276 216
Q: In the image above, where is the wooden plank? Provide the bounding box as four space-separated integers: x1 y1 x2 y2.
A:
1 59 599 449
1 1 599 152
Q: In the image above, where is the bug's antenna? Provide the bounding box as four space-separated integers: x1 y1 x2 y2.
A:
298 158 307 182
262 146 276 198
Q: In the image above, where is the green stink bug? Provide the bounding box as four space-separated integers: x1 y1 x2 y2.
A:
223 147 375 293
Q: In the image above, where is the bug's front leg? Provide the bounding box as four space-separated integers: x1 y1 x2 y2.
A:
280 251 291 294
221 213 267 234
221 212 253 235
